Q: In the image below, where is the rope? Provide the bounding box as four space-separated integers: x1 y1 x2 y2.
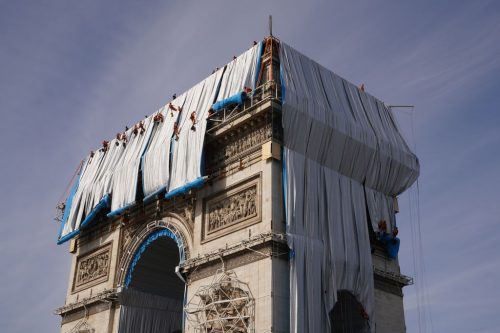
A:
57 159 84 204
406 104 434 333
416 179 435 333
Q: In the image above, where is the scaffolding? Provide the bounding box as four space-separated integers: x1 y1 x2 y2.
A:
185 269 254 333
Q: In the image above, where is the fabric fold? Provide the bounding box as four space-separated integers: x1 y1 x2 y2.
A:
280 41 418 332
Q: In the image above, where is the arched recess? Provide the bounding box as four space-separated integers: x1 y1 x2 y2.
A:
117 215 193 288
117 216 192 333
329 290 370 333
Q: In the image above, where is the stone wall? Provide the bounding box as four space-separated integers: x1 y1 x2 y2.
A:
373 288 407 333
57 93 408 333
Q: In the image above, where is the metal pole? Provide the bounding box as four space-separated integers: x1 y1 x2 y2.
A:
387 105 414 109
269 15 273 36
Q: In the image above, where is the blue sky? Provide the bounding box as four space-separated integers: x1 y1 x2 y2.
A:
1 1 499 332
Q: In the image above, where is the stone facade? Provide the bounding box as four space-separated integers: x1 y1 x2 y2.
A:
57 95 289 333
72 242 112 292
202 174 261 242
56 42 410 333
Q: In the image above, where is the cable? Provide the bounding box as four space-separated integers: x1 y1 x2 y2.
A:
416 179 435 333
57 159 84 204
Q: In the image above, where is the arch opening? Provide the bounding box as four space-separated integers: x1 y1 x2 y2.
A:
128 236 184 298
119 229 185 333
329 290 370 333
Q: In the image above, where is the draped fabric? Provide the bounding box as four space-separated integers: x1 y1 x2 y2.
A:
118 288 183 333
364 187 397 232
88 137 125 211
58 44 261 243
284 149 375 332
141 106 175 200
110 116 154 214
142 100 184 201
61 154 99 239
215 43 261 101
280 42 419 332
60 122 154 240
61 148 108 240
280 43 419 196
58 37 420 333
167 70 224 193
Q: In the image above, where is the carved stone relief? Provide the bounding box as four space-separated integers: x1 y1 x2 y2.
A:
203 175 261 242
120 196 195 256
224 125 272 160
73 242 112 292
121 221 141 253
207 124 272 168
208 187 257 233
170 200 195 229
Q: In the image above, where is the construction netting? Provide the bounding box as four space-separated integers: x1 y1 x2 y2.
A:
280 42 419 332
58 43 262 244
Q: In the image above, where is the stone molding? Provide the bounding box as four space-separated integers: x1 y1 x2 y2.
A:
223 124 272 162
207 122 273 169
181 232 288 280
374 277 404 297
72 242 112 293
202 174 261 243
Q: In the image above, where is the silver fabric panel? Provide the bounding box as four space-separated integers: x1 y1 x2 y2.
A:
60 43 261 240
280 42 419 197
141 100 183 198
285 149 374 332
89 138 126 207
118 289 182 333
65 116 155 233
365 187 396 232
216 43 260 100
63 136 126 236
111 116 154 212
168 70 224 192
281 42 419 332
62 152 104 236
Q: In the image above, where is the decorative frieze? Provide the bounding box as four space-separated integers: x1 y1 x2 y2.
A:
202 175 261 242
207 124 272 168
224 124 272 160
73 242 112 292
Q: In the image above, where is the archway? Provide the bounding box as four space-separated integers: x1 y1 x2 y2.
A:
118 228 186 333
329 290 370 333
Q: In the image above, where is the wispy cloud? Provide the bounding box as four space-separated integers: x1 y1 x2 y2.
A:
1 1 499 332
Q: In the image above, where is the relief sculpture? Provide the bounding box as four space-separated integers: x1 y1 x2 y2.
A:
208 186 257 232
208 124 272 167
121 222 141 253
203 175 261 242
73 243 112 291
224 125 272 160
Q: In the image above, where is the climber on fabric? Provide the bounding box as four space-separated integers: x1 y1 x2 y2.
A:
377 220 400 259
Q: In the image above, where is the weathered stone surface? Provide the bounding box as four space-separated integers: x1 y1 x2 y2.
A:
58 72 409 333
72 242 112 292
202 174 261 242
